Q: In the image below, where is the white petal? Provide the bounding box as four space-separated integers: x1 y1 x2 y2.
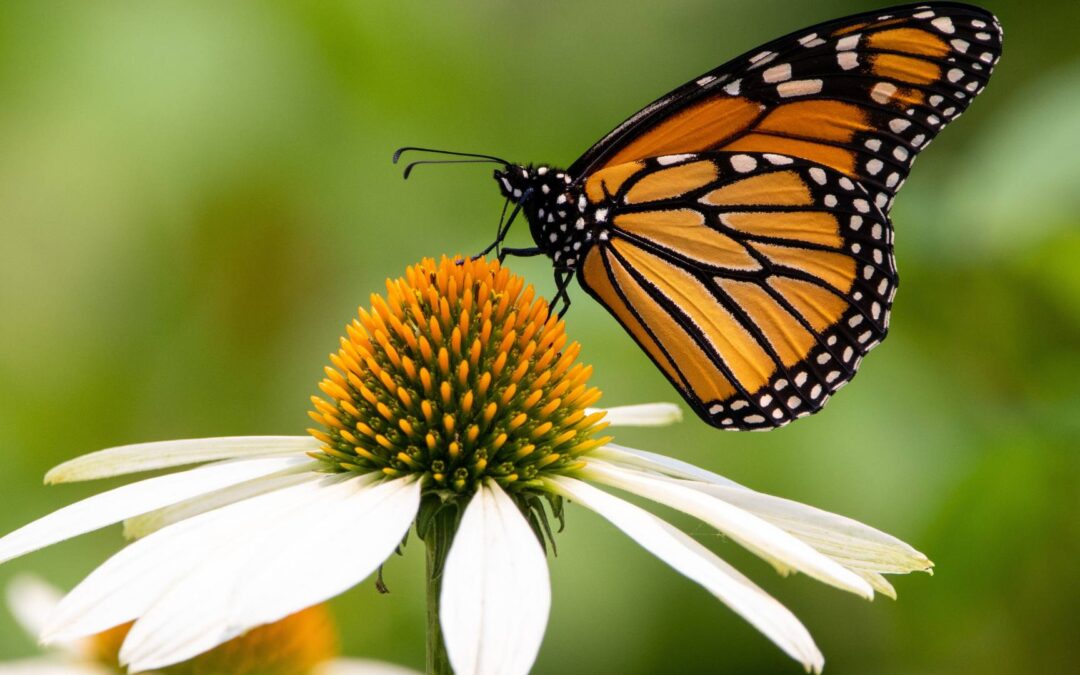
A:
683 483 932 575
586 403 683 427
597 445 932 578
6 574 62 640
119 476 420 672
314 658 422 675
548 476 823 673
441 481 551 675
43 473 328 643
582 462 874 599
45 436 319 484
0 659 109 674
123 460 321 540
0 456 311 565
855 570 897 599
593 443 741 486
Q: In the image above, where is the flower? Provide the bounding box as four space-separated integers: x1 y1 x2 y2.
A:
0 256 932 674
1 574 416 675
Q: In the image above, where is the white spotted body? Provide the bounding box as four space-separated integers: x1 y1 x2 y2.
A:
495 164 596 270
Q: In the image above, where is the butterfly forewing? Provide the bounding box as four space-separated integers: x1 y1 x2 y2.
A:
577 152 895 430
569 3 1003 213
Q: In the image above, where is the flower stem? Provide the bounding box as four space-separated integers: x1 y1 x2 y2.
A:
424 505 457 675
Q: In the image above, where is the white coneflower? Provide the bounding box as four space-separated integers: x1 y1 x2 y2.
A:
0 256 931 674
1 574 416 675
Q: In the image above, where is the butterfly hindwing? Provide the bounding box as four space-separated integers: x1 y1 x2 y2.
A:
577 152 896 430
568 3 1003 213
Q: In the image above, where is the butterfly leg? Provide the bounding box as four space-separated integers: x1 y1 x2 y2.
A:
549 269 574 318
499 246 544 260
474 189 534 261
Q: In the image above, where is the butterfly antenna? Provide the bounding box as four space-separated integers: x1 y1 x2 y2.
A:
393 146 510 166
401 158 506 180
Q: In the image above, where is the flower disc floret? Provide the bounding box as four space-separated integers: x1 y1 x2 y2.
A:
309 256 611 497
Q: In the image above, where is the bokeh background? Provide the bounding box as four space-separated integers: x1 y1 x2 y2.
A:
1 1 1077 673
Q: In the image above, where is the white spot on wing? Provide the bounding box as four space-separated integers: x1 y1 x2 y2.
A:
931 17 955 34
837 52 859 70
749 50 776 66
871 82 897 104
836 34 860 51
889 118 911 133
657 154 694 165
777 79 823 98
763 63 792 83
730 154 757 172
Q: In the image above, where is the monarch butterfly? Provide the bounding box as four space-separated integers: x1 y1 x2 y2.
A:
395 2 1002 431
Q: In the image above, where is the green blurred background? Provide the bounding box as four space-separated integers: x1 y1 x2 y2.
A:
1 1 1077 673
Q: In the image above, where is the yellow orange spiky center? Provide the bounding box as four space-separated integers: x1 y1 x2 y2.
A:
308 256 610 495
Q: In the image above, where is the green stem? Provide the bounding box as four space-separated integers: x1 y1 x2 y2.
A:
425 506 457 675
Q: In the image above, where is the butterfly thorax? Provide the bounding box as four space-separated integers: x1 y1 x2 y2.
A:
494 164 598 270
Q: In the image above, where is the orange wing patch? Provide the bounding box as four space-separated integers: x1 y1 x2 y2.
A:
870 53 940 85
613 238 774 392
716 278 817 367
624 160 718 204
601 96 763 169
757 101 869 143
721 211 841 248
585 161 645 202
750 241 856 293
866 27 949 57
613 210 761 271
767 276 850 332
580 248 686 388
700 170 812 206
588 247 739 403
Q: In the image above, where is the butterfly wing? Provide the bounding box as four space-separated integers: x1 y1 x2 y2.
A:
577 152 895 430
568 3 1002 212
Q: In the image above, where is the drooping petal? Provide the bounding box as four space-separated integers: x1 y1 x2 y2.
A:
547 476 823 673
45 436 319 484
118 476 420 672
592 443 740 486
582 461 874 599
586 403 682 427
0 456 312 565
441 481 551 675
688 483 932 576
854 570 897 600
597 444 932 578
122 460 321 540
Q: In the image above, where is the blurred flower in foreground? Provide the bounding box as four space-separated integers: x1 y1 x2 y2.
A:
0 574 415 675
0 257 931 674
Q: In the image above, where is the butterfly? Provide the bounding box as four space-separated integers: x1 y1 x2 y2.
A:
395 2 1003 431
